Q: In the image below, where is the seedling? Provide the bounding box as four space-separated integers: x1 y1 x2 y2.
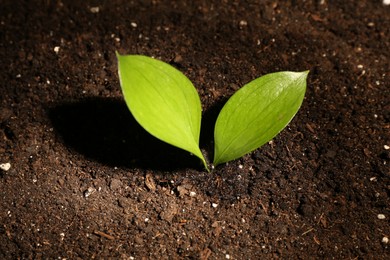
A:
116 53 308 172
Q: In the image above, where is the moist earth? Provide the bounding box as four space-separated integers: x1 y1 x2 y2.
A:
0 1 389 259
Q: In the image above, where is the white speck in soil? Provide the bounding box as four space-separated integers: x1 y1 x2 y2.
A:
0 162 11 171
131 22 138 28
226 254 231 259
54 46 60 53
84 187 96 198
384 0 390 6
238 164 243 169
383 237 389 243
384 145 389 150
190 191 196 197
239 20 247 28
212 203 218 208
377 214 386 220
90 7 100 13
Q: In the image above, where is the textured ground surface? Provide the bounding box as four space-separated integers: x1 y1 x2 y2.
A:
1 1 389 259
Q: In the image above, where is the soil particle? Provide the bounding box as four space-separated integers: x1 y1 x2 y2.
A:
109 178 123 191
159 200 179 222
84 187 96 198
144 173 156 191
0 162 11 171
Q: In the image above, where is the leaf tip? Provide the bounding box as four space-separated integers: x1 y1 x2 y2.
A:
289 70 309 80
298 70 310 81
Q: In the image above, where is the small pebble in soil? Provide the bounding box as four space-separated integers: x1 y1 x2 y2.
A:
145 174 156 191
110 178 123 191
0 162 11 171
131 22 138 28
54 46 60 53
239 20 247 27
176 185 188 196
238 164 243 169
90 7 100 13
190 191 196 197
384 0 390 6
84 187 96 198
226 254 231 259
212 203 218 208
384 145 389 150
383 237 389 244
377 214 386 220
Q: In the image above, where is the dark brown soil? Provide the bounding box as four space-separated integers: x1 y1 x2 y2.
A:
1 1 389 259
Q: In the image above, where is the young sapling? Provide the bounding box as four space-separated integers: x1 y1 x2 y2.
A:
116 53 308 171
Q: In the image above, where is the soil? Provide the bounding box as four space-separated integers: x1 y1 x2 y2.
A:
1 1 389 259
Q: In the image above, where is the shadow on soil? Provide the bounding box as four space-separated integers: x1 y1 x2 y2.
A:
48 97 208 171
199 97 228 161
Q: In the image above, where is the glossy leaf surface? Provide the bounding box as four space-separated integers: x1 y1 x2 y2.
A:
213 71 308 166
117 53 208 170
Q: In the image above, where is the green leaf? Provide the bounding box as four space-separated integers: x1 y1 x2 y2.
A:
116 53 208 171
213 71 308 166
